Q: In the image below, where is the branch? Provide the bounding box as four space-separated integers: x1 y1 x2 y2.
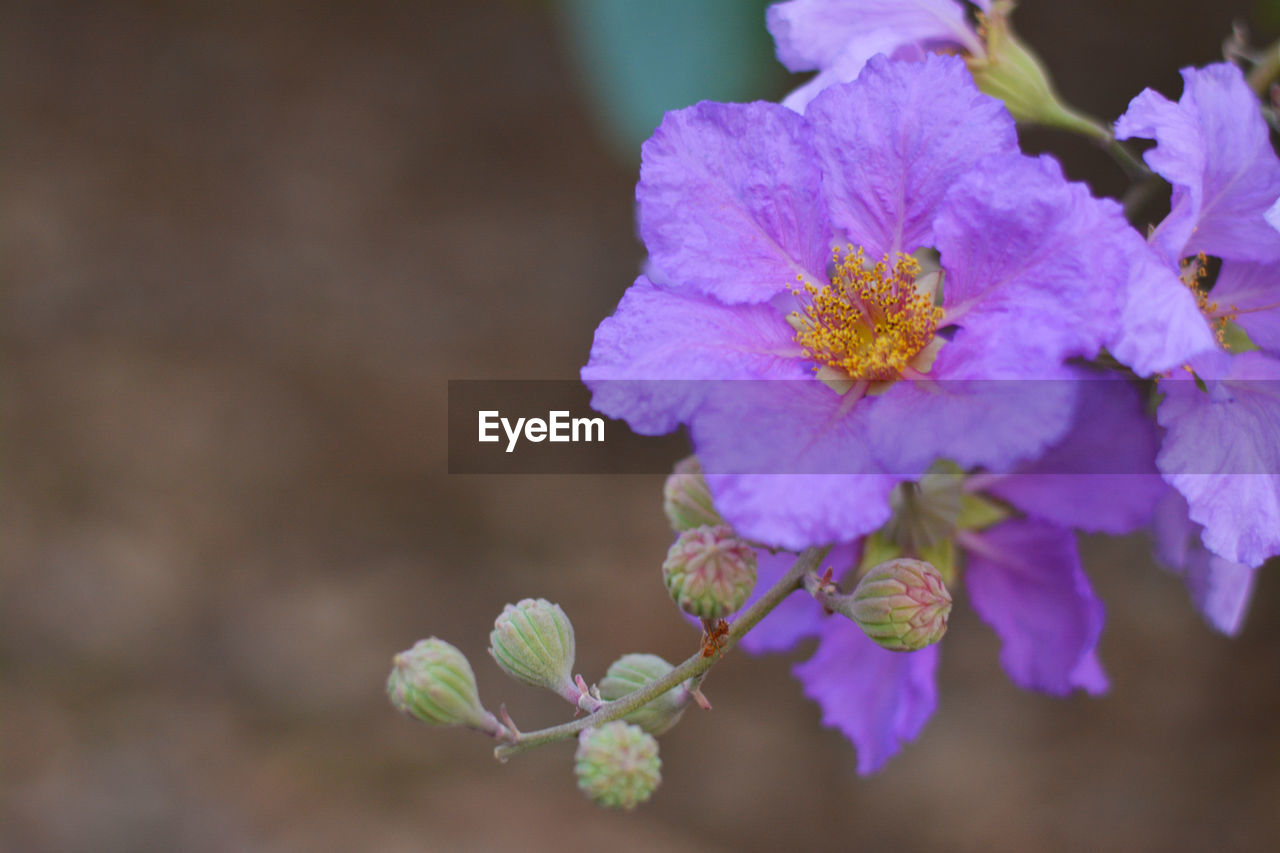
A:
493 544 831 761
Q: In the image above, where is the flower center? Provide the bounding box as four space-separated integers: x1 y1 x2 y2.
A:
1180 252 1230 346
789 246 944 388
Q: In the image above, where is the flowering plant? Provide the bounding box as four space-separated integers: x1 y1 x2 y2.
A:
392 0 1280 808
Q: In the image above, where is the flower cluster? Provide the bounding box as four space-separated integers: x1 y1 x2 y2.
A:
579 2 1279 775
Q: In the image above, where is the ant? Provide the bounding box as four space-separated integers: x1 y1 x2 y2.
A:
701 618 730 658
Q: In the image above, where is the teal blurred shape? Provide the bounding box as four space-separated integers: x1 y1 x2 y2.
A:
556 0 782 160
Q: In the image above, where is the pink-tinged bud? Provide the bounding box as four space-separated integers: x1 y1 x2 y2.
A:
844 558 951 652
662 525 757 620
662 456 723 532
574 722 662 810
597 653 691 736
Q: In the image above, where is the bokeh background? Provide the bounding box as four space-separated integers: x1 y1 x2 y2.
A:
4 1 1280 851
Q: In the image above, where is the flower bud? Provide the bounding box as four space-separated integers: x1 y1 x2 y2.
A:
597 653 690 736
843 558 952 652
387 638 498 731
662 525 757 620
966 2 1102 139
489 598 577 699
662 456 723 532
575 722 662 810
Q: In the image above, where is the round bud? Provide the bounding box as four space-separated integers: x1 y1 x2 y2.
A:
662 525 757 619
597 653 690 736
574 722 662 810
662 456 723 532
489 598 577 698
387 638 495 730
844 558 952 652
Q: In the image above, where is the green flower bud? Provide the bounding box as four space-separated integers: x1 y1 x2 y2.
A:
575 722 662 810
387 638 498 731
662 456 723 532
844 558 952 652
597 653 690 736
966 2 1102 139
662 525 757 620
489 598 577 699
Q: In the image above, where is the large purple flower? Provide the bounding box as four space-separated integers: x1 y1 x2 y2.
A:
738 378 1163 773
1113 63 1280 568
584 55 1149 549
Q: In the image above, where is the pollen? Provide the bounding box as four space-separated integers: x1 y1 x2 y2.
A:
1180 252 1230 346
789 246 944 384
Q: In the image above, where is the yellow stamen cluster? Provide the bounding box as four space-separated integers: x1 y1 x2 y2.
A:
790 246 944 382
1180 252 1230 346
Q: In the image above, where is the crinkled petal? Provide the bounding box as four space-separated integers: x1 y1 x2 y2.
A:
1211 260 1280 357
637 100 831 303
963 519 1108 696
740 543 859 653
766 0 978 72
581 277 808 434
693 380 901 547
1268 197 1280 233
780 28 907 114
807 54 1017 259
936 155 1126 364
1157 349 1280 566
1116 63 1280 264
865 368 1077 475
986 376 1166 534
1151 489 1258 635
1109 235 1218 375
793 616 939 775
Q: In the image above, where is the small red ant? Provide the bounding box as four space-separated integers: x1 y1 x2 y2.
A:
701 618 730 658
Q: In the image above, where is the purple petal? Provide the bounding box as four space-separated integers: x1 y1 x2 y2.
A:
1211 260 1280 357
936 155 1126 365
766 0 978 73
637 100 831 303
807 54 1017 259
1152 489 1258 635
1109 235 1218 375
986 376 1166 534
1156 350 1280 566
780 29 908 114
865 368 1077 475
793 616 939 775
963 520 1108 696
692 380 902 547
581 277 808 434
1115 63 1280 264
740 543 860 654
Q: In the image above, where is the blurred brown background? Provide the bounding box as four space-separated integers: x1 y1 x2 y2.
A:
3 2 1279 851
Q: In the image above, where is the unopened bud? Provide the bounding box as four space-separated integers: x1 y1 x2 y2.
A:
966 2 1102 139
598 654 690 736
387 638 498 731
844 558 952 651
489 598 577 699
575 722 662 810
662 525 757 620
663 456 723 531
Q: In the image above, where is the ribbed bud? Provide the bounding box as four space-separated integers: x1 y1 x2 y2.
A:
387 638 497 731
662 456 723 532
843 558 952 652
575 722 662 810
597 653 690 736
489 598 577 699
662 525 757 620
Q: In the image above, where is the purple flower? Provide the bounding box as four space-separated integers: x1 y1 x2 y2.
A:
1113 63 1280 568
584 55 1149 549
767 0 987 112
738 379 1163 772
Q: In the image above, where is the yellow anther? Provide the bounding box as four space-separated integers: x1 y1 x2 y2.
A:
1180 252 1230 346
790 246 944 385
